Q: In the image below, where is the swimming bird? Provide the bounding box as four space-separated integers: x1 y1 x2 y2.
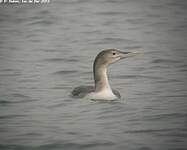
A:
71 49 140 100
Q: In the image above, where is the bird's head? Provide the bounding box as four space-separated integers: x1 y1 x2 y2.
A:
94 49 141 66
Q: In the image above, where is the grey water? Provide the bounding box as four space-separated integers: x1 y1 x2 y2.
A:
0 0 187 149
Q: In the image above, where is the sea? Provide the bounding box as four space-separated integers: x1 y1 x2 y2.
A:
0 0 187 149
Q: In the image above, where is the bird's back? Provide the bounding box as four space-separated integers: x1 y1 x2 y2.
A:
71 86 94 98
71 86 121 99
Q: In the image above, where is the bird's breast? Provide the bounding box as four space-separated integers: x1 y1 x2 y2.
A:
86 88 117 100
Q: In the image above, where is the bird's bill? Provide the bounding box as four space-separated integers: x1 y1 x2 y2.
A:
119 51 142 59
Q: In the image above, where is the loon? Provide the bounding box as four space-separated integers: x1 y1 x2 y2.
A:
71 49 140 100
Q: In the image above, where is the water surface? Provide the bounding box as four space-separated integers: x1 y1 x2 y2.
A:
0 0 187 149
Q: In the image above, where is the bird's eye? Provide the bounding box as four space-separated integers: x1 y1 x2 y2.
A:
112 52 116 55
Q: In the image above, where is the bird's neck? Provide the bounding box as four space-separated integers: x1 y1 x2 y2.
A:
93 64 112 93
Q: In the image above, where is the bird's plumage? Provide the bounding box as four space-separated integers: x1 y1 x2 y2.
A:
71 86 121 99
71 49 140 100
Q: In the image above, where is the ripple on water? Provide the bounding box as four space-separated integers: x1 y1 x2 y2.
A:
0 114 27 120
0 145 32 150
0 69 22 77
37 141 115 150
151 58 182 64
43 58 79 63
115 74 163 80
96 11 128 16
0 93 37 105
142 112 187 122
124 128 174 134
28 20 54 26
53 70 78 75
91 38 136 45
26 10 57 26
